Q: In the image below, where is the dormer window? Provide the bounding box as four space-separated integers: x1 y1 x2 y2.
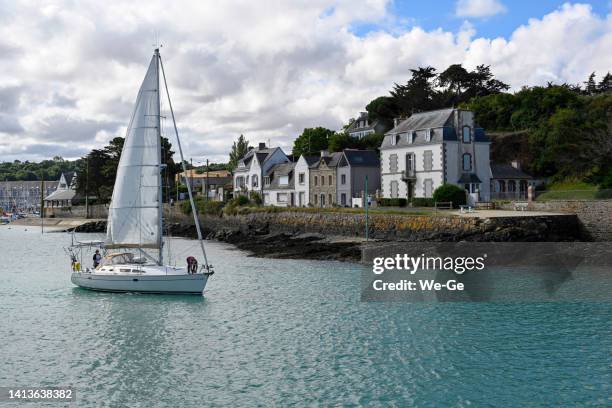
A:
264 176 270 186
462 126 471 143
391 134 399 146
425 129 432 142
408 131 416 144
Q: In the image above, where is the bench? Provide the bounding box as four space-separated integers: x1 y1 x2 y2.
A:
459 205 475 213
514 202 529 211
434 201 453 212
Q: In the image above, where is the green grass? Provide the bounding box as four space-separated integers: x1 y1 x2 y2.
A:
536 181 599 200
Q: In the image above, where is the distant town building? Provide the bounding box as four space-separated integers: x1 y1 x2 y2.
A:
176 169 232 200
44 172 77 208
380 108 492 204
310 151 342 207
0 180 57 212
346 112 387 139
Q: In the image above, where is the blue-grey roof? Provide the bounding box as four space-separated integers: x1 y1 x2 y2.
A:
264 162 295 190
342 149 379 167
491 164 531 179
457 173 482 183
387 108 454 135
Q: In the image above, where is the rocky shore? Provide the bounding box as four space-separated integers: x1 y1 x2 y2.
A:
66 209 584 263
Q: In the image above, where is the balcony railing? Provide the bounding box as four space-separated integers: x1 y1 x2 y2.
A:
402 168 416 180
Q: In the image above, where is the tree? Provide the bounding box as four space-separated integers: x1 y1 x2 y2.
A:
328 132 360 152
598 72 611 94
432 184 466 208
292 127 334 156
228 134 251 170
391 66 439 114
365 96 399 127
584 72 597 95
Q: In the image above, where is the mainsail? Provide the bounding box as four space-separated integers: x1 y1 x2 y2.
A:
106 53 161 249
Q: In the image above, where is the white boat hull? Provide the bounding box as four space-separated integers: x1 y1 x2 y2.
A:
71 271 211 295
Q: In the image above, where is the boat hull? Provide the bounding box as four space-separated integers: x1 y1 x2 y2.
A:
71 272 210 295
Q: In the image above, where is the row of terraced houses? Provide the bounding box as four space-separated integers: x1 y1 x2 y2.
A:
233 108 532 207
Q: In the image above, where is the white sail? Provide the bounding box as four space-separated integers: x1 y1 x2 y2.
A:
106 54 161 249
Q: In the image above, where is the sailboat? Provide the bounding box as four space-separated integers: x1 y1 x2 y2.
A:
69 48 214 294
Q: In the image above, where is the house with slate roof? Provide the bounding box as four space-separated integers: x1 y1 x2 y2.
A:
233 142 289 197
262 162 297 206
294 154 320 206
346 112 387 139
44 172 78 208
490 162 533 200
310 149 380 207
336 149 380 207
380 108 492 204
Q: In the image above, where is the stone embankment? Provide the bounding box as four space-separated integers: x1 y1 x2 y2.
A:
66 210 583 262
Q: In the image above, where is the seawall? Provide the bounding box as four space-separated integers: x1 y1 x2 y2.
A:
496 200 612 241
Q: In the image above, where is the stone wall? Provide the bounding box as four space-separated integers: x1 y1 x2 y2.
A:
196 211 581 242
497 200 612 241
47 204 108 219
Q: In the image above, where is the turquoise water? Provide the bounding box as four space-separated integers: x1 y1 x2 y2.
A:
0 227 610 407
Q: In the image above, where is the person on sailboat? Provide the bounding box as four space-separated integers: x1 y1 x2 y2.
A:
186 256 198 274
93 250 102 268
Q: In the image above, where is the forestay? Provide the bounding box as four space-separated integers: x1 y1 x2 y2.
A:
106 54 161 249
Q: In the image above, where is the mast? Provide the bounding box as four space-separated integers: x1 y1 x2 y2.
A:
159 53 210 271
155 48 164 265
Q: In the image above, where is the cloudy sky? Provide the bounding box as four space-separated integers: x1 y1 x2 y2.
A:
0 0 610 163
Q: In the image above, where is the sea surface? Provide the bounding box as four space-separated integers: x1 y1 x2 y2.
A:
0 226 610 407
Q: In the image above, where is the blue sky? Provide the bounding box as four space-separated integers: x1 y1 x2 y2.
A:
352 1 611 39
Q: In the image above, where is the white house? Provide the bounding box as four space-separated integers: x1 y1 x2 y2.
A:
233 143 289 197
346 112 387 139
380 108 491 204
262 162 296 206
293 155 319 206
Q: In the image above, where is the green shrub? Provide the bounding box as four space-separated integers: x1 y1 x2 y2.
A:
378 198 408 207
433 184 466 208
181 198 225 216
249 191 263 205
410 197 435 207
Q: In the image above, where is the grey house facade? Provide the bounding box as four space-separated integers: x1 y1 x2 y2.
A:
336 149 381 207
380 108 492 204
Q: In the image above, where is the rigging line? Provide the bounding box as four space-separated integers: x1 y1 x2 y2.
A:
159 54 210 271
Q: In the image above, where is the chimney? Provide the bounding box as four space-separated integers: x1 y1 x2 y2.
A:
393 117 400 127
258 142 266 150
320 150 329 157
511 160 521 170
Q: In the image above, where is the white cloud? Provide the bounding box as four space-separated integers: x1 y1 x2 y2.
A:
456 0 507 18
0 1 610 163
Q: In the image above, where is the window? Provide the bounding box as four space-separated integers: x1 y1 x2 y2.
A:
246 175 249 185
314 176 318 186
391 134 399 146
462 126 471 143
389 154 398 173
321 176 325 186
328 194 332 205
277 193 287 203
424 179 433 198
390 181 399 198
408 131 416 144
341 174 346 185
252 175 258 188
320 194 325 206
236 177 244 188
279 175 289 186
423 150 433 171
425 129 432 142
462 153 472 171
341 193 346 206
298 173 305 184
328 175 332 186
264 176 271 186
406 153 415 171
314 194 318 205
